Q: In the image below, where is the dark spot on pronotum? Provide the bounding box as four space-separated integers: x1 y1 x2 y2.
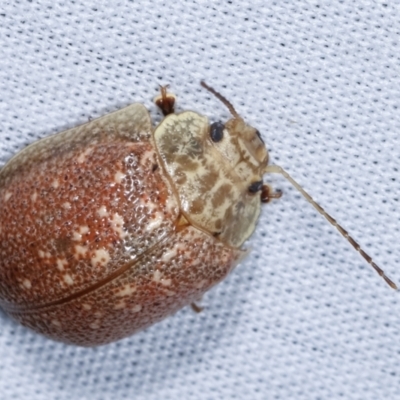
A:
152 164 159 172
213 231 221 237
255 129 264 144
248 180 263 193
210 122 224 142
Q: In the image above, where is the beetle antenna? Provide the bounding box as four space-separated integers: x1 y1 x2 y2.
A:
265 164 397 290
200 81 240 119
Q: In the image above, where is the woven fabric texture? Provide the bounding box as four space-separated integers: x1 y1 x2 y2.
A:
1 1 400 399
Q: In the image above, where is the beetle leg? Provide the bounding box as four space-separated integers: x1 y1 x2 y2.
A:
191 302 204 313
261 184 282 203
154 84 176 116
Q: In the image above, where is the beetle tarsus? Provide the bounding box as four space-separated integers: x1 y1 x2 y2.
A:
261 184 282 203
191 302 204 313
154 84 176 116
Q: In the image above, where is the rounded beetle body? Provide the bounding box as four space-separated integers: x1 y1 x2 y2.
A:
0 91 268 346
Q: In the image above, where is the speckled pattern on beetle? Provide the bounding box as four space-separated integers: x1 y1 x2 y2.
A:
0 83 277 346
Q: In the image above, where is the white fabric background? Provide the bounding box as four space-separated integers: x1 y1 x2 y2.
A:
1 1 400 399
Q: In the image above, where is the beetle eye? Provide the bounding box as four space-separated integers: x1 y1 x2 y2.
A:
248 180 263 193
210 122 224 142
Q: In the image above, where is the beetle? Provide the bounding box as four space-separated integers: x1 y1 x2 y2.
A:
0 82 395 346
